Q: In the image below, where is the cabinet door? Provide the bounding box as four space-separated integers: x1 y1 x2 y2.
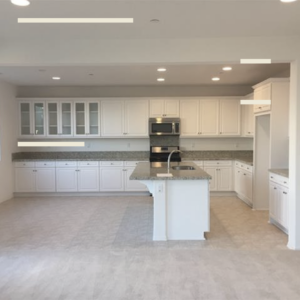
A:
101 100 124 137
164 99 180 117
77 167 99 192
242 104 254 137
35 168 56 192
180 100 199 136
47 102 59 136
124 100 149 137
203 167 217 191
60 102 73 136
219 99 240 136
278 186 289 229
74 102 86 136
100 167 124 191
254 84 271 113
149 99 165 117
199 99 219 136
56 168 78 192
244 171 253 204
33 102 45 136
217 167 233 191
124 167 148 191
87 102 100 136
269 182 278 220
19 102 32 136
234 167 242 194
15 168 36 192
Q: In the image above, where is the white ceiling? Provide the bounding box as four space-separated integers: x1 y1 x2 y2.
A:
0 0 297 86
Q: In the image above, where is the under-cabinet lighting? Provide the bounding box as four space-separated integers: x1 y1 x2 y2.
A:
157 68 166 72
240 100 271 105
222 66 232 71
157 78 165 82
52 77 61 80
11 0 30 6
212 77 220 81
240 59 271 64
18 142 85 147
280 0 297 2
18 18 134 24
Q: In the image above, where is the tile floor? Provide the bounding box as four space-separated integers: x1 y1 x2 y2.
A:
0 196 299 300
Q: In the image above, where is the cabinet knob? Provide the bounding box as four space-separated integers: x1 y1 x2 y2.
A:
248 132 251 134
220 132 222 134
283 191 287 195
284 181 287 184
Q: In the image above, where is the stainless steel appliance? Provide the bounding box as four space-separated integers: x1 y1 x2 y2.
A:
149 118 180 136
149 146 181 167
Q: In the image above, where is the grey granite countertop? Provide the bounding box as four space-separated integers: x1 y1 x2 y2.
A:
130 162 211 181
12 150 253 163
269 169 289 178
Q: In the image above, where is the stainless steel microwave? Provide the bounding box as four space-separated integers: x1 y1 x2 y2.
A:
149 118 180 136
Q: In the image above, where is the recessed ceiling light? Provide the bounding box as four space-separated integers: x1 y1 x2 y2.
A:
212 77 220 81
280 0 297 2
157 68 166 72
11 0 30 6
222 66 232 71
157 78 165 82
18 18 134 24
52 77 61 80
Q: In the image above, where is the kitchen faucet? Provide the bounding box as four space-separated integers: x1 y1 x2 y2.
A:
167 150 183 171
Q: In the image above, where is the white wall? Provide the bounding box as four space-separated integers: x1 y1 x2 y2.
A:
0 81 17 203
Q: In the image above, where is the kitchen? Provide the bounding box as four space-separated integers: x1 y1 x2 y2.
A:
1 0 300 299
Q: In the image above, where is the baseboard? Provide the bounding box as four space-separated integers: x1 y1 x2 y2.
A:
210 191 236 197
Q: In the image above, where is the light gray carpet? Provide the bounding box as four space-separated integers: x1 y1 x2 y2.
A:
0 196 299 300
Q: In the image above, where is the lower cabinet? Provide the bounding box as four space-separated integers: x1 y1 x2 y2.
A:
15 161 56 192
234 161 253 206
124 162 148 191
269 172 289 233
203 160 233 191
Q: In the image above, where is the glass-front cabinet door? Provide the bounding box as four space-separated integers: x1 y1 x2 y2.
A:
75 102 86 135
20 102 31 135
47 102 58 135
33 103 45 135
60 102 72 136
88 102 100 136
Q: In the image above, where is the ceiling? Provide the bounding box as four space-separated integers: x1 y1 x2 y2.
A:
0 0 297 86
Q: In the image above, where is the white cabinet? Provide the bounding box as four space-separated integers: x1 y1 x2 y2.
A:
241 93 254 137
101 99 149 137
56 161 78 192
269 172 289 233
219 99 241 136
47 101 73 137
234 161 253 206
74 101 100 137
180 98 240 137
123 161 148 191
100 161 124 191
253 83 271 113
149 99 180 117
19 101 46 137
77 161 100 192
203 160 233 191
15 161 55 192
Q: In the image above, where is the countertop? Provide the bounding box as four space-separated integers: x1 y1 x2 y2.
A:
12 150 253 163
269 169 289 178
130 162 211 181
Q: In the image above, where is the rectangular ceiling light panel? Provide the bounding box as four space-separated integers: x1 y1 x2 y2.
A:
18 18 134 24
18 142 85 147
240 59 271 64
240 100 271 105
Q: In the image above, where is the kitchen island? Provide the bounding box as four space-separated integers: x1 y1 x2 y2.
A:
130 161 211 241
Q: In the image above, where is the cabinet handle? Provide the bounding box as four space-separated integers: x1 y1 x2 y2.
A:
284 182 287 184
243 173 246 176
271 176 273 179
274 187 277 190
248 132 251 134
283 191 287 195
220 132 222 134
259 107 262 109
44 164 47 166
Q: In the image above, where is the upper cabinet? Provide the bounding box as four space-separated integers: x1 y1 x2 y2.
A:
241 93 254 137
19 101 46 137
74 100 100 137
253 83 271 113
180 98 240 137
149 99 180 117
47 101 73 137
101 99 149 137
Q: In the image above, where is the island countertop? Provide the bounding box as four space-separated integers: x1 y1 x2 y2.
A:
130 162 211 181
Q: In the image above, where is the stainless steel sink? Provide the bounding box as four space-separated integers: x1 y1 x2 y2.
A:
171 165 196 170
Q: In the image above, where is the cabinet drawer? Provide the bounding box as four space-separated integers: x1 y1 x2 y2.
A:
56 161 77 167
124 161 140 167
15 161 35 168
204 160 232 166
35 161 56 168
78 161 99 167
100 161 124 166
240 163 253 173
269 173 289 187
